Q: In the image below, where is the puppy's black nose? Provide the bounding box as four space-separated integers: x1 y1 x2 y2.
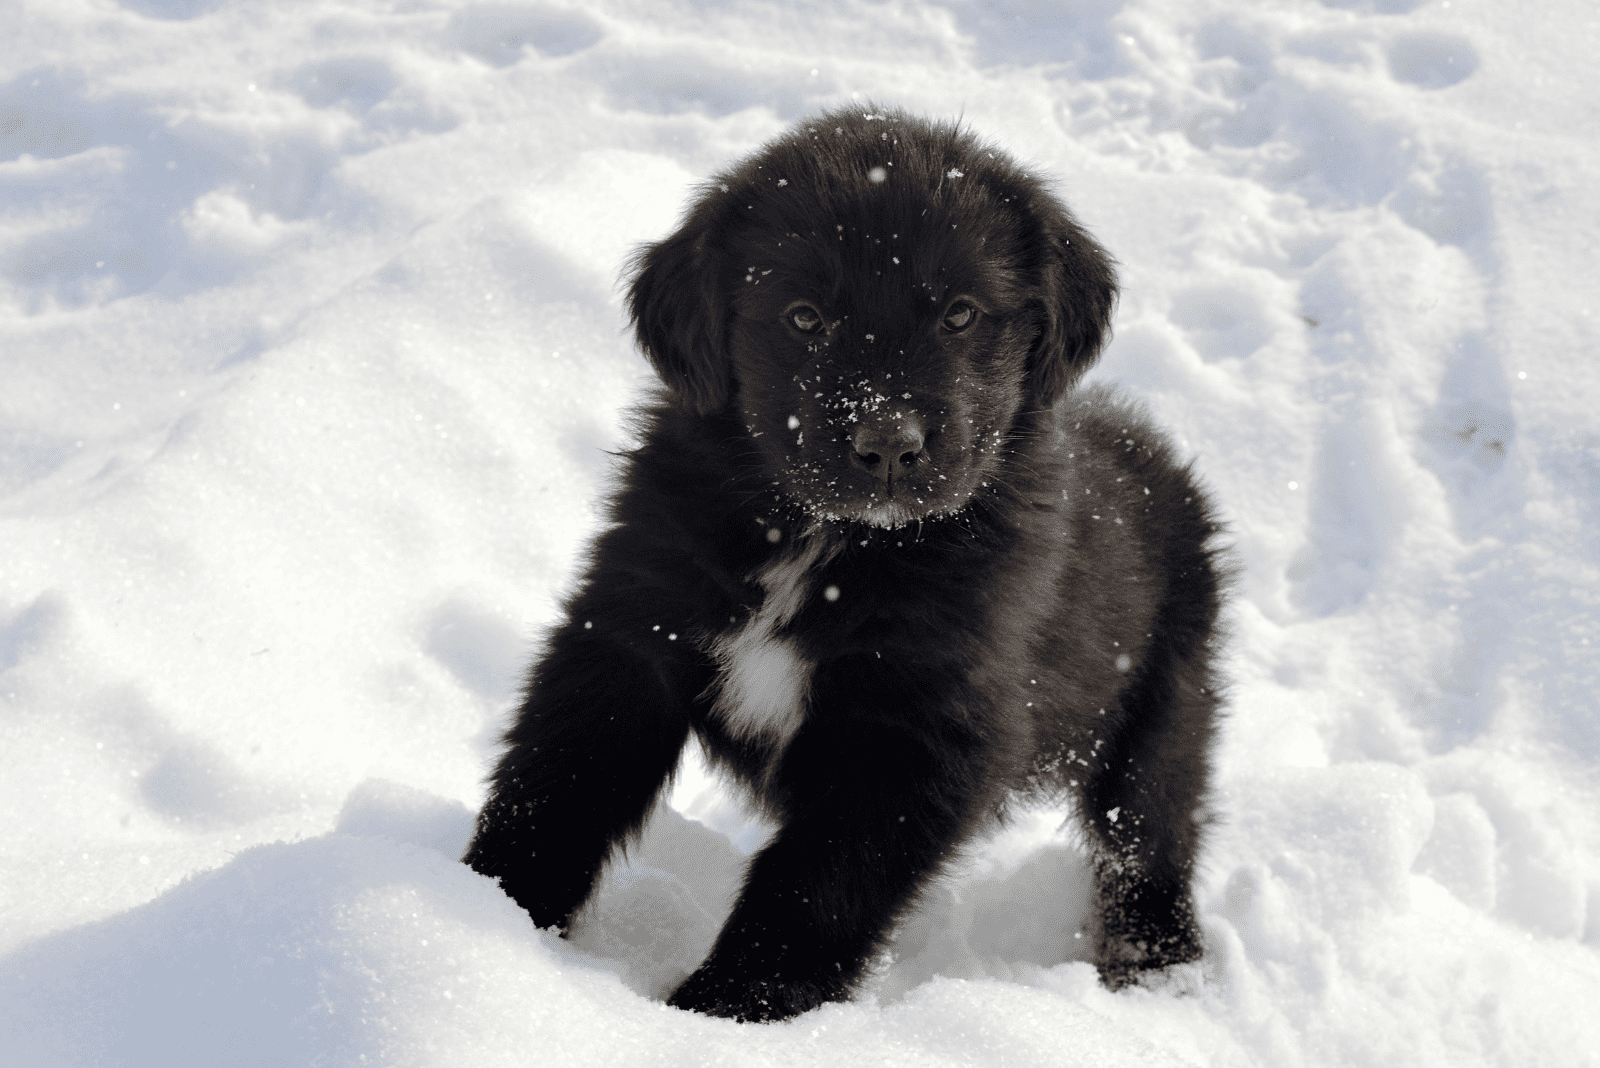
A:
852 419 925 484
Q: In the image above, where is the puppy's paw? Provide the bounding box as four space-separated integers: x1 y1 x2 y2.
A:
668 968 833 1023
1095 927 1203 992
1130 958 1207 997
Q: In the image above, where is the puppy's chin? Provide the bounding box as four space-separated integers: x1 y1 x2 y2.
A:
854 499 924 530
797 495 958 531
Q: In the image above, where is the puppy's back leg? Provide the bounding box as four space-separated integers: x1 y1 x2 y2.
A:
464 620 695 932
1080 638 1221 987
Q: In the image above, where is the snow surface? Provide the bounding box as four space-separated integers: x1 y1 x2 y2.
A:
3 0 1598 1064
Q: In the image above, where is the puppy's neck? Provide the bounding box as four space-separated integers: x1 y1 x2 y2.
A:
753 530 837 625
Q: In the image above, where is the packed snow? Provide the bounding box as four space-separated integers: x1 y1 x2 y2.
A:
2 0 1598 1064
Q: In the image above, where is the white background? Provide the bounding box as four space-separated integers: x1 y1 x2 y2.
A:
2 0 1597 1064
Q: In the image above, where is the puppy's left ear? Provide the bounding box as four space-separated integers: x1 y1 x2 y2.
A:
627 212 731 415
1028 201 1118 408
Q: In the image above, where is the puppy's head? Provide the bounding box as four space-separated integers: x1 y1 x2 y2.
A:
629 105 1117 529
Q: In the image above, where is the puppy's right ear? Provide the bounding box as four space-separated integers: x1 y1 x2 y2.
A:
1027 200 1118 409
627 219 730 415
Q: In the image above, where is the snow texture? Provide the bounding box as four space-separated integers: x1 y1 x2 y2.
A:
2 0 1598 1065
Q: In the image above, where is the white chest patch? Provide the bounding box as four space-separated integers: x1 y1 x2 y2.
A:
708 543 822 749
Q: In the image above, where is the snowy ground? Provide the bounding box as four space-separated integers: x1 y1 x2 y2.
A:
3 0 1598 1064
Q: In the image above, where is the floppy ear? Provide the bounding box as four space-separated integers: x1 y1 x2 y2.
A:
626 213 731 415
1028 200 1119 408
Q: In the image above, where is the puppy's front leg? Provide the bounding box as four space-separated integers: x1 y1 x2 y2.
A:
669 709 995 1022
464 618 696 932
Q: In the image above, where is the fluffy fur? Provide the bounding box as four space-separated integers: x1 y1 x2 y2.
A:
464 105 1229 1022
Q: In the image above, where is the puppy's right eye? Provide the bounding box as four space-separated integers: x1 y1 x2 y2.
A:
941 300 978 333
787 305 825 334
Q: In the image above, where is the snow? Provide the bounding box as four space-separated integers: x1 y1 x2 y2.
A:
2 0 1598 1064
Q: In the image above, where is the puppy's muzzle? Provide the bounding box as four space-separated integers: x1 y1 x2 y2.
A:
851 416 926 489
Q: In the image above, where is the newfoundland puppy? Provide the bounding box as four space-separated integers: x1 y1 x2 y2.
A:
464 105 1228 1022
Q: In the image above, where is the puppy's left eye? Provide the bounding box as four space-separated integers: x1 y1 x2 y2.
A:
787 305 825 333
942 301 978 333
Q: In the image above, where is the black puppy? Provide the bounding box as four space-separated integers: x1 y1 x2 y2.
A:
465 105 1227 1022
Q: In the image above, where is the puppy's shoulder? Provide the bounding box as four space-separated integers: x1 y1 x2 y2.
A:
1054 385 1185 484
1053 384 1225 560
1055 383 1151 444
616 400 740 501
593 398 775 595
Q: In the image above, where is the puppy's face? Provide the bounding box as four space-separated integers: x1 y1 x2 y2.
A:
724 203 1041 529
630 108 1117 530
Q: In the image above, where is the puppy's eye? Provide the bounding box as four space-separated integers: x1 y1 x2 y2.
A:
787 305 825 334
942 301 978 333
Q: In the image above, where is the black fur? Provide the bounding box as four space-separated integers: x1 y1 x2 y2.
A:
464 106 1228 1022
